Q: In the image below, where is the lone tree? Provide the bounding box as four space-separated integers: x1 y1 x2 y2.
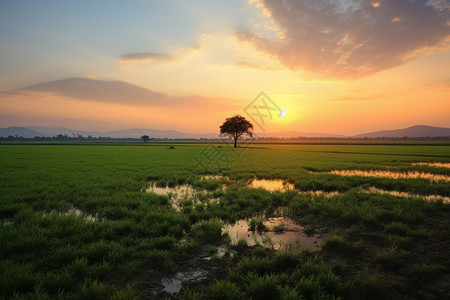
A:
141 135 149 142
220 115 254 148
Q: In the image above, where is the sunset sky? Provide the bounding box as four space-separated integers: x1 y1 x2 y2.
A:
1 0 449 135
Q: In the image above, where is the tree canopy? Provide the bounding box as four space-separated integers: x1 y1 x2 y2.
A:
219 115 254 148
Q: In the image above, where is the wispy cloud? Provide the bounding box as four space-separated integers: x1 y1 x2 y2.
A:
120 52 175 62
5 78 237 111
421 80 450 91
19 78 170 106
238 0 450 79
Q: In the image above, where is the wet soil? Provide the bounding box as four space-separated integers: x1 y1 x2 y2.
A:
111 244 232 299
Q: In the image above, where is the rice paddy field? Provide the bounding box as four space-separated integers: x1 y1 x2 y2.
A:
1 143 449 299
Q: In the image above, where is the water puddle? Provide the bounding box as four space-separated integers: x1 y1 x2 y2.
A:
161 269 208 294
248 179 295 192
201 175 226 180
248 179 339 197
42 207 100 222
146 183 200 199
365 187 450 204
147 183 211 211
301 190 340 198
329 170 450 182
223 217 322 252
412 162 450 169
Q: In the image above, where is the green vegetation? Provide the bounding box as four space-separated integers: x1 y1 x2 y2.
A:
1 143 449 299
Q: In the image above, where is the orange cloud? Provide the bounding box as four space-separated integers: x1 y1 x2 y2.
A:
238 0 450 79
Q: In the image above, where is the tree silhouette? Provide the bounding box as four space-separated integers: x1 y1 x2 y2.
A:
141 135 149 142
220 115 254 148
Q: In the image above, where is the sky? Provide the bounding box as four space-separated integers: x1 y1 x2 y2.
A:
0 0 449 135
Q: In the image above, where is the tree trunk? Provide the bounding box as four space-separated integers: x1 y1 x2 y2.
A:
234 137 237 148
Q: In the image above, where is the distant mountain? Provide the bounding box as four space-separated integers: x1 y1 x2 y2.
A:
353 125 450 138
1 125 449 139
28 126 101 137
2 127 343 139
0 127 50 138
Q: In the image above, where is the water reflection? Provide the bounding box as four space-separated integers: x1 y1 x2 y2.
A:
201 175 226 180
248 179 295 192
329 169 450 182
161 269 208 294
303 190 340 198
223 217 322 252
366 187 450 204
412 162 450 169
147 183 208 211
42 207 100 222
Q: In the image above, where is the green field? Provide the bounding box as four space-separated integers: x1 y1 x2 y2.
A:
1 143 449 299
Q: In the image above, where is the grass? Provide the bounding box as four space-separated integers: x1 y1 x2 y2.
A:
1 143 449 299
192 218 223 239
218 251 347 300
249 218 268 232
273 224 285 233
408 263 440 281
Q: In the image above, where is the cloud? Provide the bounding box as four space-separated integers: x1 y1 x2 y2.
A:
120 52 175 62
0 90 21 97
16 77 224 108
238 0 450 79
422 80 450 90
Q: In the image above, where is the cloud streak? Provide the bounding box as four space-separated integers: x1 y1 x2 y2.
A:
14 78 233 109
238 0 450 79
120 52 175 62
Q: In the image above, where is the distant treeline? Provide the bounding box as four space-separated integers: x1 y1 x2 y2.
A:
1 134 450 142
0 134 208 142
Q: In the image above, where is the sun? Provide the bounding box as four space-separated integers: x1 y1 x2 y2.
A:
279 108 287 117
